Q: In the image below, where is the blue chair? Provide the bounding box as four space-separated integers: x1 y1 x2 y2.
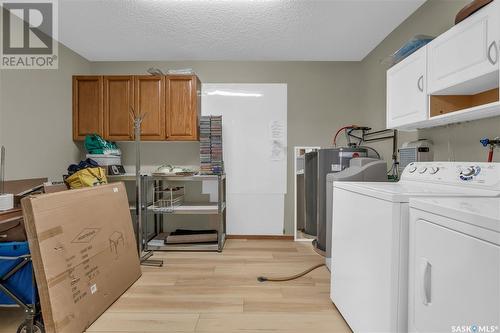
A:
0 242 44 333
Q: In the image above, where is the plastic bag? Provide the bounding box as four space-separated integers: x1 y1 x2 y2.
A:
382 35 434 67
84 134 121 155
65 167 107 189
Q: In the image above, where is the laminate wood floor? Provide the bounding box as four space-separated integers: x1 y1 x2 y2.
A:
0 239 351 332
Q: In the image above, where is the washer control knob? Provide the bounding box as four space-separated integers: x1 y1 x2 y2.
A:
418 167 428 174
408 166 417 173
461 167 475 177
429 167 439 174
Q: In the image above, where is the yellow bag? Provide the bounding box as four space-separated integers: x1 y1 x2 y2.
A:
65 167 108 189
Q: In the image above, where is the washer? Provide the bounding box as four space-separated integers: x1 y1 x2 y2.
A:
408 197 499 333
330 162 500 333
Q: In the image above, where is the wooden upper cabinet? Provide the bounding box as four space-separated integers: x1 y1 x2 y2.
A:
73 74 201 141
73 76 103 140
134 76 165 140
103 76 134 141
165 75 200 141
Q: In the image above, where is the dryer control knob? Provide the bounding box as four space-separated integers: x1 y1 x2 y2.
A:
418 167 428 174
429 167 439 174
408 166 417 173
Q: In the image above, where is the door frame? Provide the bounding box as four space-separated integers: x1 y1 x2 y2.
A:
294 146 320 242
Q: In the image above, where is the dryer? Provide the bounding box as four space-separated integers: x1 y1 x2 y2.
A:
330 162 500 333
408 197 499 333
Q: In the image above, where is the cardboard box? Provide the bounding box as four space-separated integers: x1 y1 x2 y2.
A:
42 181 68 194
4 178 47 196
21 183 141 333
4 177 47 206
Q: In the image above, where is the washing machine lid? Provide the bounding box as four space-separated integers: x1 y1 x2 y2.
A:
410 197 500 233
334 181 500 203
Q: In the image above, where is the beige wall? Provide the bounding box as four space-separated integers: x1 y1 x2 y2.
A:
90 61 363 234
0 42 91 181
360 0 500 163
2 0 499 235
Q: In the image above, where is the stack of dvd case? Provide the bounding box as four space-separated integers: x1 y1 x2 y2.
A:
199 116 224 174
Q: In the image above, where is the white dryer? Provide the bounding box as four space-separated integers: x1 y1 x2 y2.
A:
408 197 499 333
330 162 500 333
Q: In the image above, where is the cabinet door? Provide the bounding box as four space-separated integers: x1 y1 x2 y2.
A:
386 47 428 129
134 76 165 140
409 218 500 333
165 75 200 141
428 1 499 94
73 76 103 141
103 76 134 141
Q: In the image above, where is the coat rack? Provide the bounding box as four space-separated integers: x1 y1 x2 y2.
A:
129 107 163 267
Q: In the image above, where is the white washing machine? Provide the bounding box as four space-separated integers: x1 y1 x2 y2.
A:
330 162 500 333
408 197 499 333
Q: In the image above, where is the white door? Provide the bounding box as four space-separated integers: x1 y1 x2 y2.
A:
386 46 428 130
428 1 499 94
409 218 500 333
202 84 287 235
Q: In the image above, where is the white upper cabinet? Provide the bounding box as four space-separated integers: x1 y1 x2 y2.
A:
428 0 499 95
387 46 428 129
387 1 500 131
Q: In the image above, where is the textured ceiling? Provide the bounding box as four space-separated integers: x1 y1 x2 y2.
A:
59 0 426 61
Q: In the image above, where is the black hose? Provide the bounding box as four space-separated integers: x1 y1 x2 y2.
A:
359 145 381 159
257 263 326 282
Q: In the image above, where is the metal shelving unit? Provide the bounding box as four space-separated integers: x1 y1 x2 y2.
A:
108 173 226 252
146 174 226 252
107 174 157 250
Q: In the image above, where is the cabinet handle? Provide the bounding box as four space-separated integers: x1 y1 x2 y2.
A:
420 258 432 306
487 41 498 65
417 75 424 92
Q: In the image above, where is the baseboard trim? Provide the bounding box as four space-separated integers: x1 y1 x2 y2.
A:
226 235 294 240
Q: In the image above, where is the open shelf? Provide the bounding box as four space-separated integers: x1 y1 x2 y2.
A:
107 174 145 182
151 174 225 181
147 233 225 252
147 202 225 215
430 88 499 117
147 242 220 252
418 100 500 129
107 174 225 182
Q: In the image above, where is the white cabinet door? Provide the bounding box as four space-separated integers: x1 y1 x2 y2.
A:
386 46 428 130
409 218 500 333
428 1 499 94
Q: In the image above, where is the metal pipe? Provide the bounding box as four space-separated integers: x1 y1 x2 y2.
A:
134 117 142 255
393 130 398 161
363 135 396 142
363 128 395 136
